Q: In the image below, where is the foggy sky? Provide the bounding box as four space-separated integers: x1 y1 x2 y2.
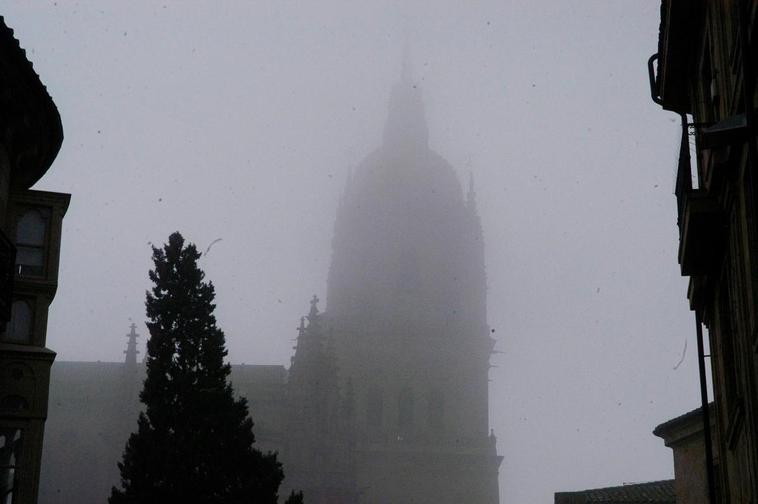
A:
3 2 696 503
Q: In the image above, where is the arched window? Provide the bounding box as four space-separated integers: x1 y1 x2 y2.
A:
366 386 383 428
15 208 48 277
398 387 414 431
5 300 32 343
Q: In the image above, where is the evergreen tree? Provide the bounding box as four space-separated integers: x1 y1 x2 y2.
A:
110 232 302 504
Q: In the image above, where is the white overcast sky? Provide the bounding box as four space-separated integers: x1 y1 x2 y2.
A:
4 1 698 503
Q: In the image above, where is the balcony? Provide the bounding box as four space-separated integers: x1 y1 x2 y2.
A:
678 189 724 276
671 113 725 277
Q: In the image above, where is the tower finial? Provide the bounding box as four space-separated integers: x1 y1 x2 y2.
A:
309 294 320 319
124 323 140 368
383 28 427 150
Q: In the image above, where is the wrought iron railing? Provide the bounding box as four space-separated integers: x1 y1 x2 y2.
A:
674 114 693 230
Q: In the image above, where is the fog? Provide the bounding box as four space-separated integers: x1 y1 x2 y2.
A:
4 1 697 503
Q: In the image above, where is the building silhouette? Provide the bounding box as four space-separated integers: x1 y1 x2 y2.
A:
322 62 501 503
39 63 501 504
650 1 758 502
0 16 70 504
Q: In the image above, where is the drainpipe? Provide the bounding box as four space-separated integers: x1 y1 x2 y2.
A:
696 312 717 504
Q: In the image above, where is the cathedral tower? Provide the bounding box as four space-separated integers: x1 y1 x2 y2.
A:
325 62 502 503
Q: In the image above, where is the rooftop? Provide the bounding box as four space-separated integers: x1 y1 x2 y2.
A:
555 480 676 504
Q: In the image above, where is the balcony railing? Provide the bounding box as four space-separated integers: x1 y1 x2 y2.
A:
674 115 692 229
674 115 725 276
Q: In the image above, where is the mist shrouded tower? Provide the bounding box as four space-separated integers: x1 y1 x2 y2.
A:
325 58 501 504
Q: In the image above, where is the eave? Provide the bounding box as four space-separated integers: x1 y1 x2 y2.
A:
0 16 63 190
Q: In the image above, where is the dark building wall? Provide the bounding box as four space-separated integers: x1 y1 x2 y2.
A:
0 16 68 504
653 1 758 503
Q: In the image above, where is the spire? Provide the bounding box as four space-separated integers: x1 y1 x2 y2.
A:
294 295 324 365
124 323 140 368
290 317 307 366
298 316 306 336
309 294 320 320
383 35 428 150
290 296 332 388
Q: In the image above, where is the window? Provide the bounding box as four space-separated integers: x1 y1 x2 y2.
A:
0 428 21 504
4 301 33 344
15 208 48 277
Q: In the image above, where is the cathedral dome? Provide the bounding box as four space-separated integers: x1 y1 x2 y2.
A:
327 74 481 336
316 62 500 504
